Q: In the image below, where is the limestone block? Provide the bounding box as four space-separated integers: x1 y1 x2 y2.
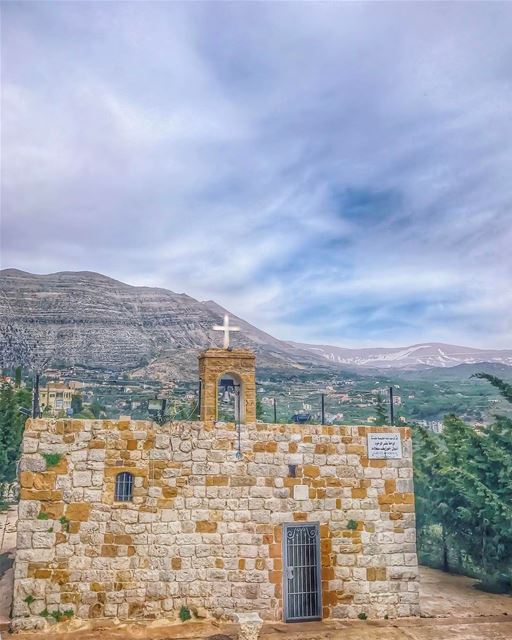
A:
18 500 40 520
19 456 45 472
72 471 92 487
155 434 170 449
16 548 55 562
10 616 46 631
234 612 263 640
16 531 33 550
23 438 39 454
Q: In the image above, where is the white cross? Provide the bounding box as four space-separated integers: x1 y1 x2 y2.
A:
213 314 240 349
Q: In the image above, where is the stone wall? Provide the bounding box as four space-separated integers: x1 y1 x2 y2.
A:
12 418 419 630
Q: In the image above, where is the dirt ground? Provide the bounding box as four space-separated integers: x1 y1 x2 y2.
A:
1 505 511 639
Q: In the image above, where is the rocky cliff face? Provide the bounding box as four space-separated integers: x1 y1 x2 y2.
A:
0 269 322 379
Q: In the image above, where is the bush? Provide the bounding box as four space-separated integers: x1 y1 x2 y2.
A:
42 453 62 468
59 516 70 532
179 605 192 622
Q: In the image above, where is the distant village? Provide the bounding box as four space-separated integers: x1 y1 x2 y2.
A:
2 362 501 433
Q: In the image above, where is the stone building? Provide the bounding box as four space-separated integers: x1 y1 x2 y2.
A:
12 346 419 630
39 382 75 416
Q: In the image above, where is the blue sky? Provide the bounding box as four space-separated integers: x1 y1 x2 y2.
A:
2 2 511 348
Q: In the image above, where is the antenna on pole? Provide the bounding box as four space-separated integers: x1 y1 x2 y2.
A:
321 393 325 425
32 373 40 419
273 397 277 423
389 386 395 426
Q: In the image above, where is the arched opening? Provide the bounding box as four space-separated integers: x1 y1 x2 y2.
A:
217 372 244 422
115 472 134 502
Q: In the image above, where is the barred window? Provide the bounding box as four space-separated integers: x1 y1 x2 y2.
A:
115 472 134 502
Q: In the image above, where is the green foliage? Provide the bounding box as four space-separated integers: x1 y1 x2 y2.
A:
179 605 192 622
15 366 22 388
59 516 70 531
24 594 35 605
0 382 30 505
413 374 512 593
59 516 70 532
256 396 265 421
50 609 65 622
39 607 74 622
71 393 83 415
347 519 358 530
174 399 200 421
42 452 62 468
358 612 368 620
90 400 106 418
374 393 388 426
37 511 49 520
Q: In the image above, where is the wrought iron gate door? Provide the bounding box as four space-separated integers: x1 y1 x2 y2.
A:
283 523 322 622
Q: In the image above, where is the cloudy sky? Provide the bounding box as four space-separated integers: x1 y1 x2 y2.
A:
2 2 511 349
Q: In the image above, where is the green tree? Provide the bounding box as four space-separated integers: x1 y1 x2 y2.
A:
413 374 512 592
14 366 22 388
374 393 387 425
0 383 30 505
71 393 83 415
90 400 106 418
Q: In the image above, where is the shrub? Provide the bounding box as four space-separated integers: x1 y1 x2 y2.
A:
37 512 49 520
59 516 70 532
42 453 62 468
358 612 368 620
347 519 358 530
24 595 35 605
179 605 192 622
50 610 65 622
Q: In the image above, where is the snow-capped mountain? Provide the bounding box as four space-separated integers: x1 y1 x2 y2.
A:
289 342 512 370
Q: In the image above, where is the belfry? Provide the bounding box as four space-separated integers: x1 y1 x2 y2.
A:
198 314 256 423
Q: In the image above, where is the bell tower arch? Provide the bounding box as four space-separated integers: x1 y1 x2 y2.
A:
198 348 256 423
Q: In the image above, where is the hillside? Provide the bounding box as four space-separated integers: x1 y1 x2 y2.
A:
0 269 325 379
1 269 510 381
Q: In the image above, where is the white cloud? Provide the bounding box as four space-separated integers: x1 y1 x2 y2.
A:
1 1 511 348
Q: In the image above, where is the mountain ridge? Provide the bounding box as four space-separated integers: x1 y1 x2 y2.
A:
289 340 512 369
1 269 511 378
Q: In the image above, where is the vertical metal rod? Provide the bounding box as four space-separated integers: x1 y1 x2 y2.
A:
389 386 394 426
273 397 277 423
236 385 241 458
32 373 40 419
321 393 325 425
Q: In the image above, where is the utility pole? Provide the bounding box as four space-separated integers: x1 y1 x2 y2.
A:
273 397 277 423
389 386 394 426
32 373 40 419
321 393 325 425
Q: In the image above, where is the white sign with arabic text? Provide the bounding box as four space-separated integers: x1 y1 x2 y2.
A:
367 433 402 459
